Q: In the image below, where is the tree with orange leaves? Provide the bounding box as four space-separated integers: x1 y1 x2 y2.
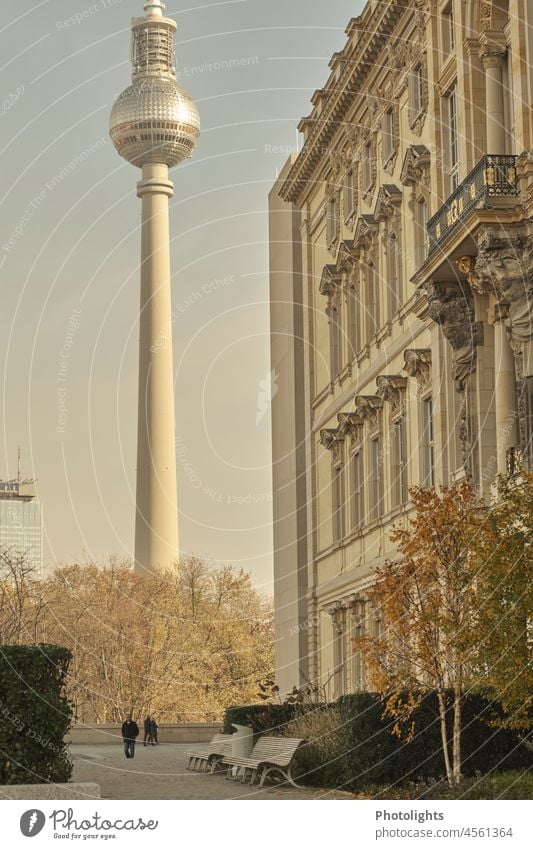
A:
355 482 481 786
469 472 533 732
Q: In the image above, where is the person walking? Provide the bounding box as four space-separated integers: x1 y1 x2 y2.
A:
121 713 139 759
143 715 152 747
150 716 158 745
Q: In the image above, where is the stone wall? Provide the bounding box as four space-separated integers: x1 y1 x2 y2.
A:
65 722 222 745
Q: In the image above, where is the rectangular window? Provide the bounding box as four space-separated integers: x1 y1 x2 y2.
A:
391 417 408 508
442 3 455 54
329 306 341 379
350 450 364 530
415 198 428 267
333 613 347 697
365 262 379 341
410 64 425 117
448 86 459 190
369 436 382 521
332 461 344 543
421 397 436 486
343 170 355 219
346 287 358 361
352 622 365 691
387 232 402 317
504 40 515 154
382 109 394 163
362 141 373 192
326 197 337 245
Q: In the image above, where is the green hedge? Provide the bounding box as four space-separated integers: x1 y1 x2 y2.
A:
225 692 532 790
224 703 296 737
0 645 73 785
327 692 531 790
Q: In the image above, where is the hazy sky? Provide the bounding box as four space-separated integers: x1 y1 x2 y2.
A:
0 0 362 591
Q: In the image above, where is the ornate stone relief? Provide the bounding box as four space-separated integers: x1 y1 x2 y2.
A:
319 427 345 468
423 280 477 480
424 281 477 391
376 375 408 420
319 264 341 315
353 214 378 252
337 240 358 275
473 232 533 466
337 411 364 449
388 36 409 76
474 234 533 351
480 1 494 32
403 348 432 396
355 394 383 436
374 184 402 222
326 594 365 619
400 145 430 190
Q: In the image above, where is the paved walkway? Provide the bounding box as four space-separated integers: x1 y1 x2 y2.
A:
71 743 351 800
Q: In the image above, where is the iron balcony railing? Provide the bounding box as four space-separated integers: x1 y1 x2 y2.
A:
427 155 519 253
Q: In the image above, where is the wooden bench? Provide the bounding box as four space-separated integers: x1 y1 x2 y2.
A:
186 733 234 774
224 736 305 788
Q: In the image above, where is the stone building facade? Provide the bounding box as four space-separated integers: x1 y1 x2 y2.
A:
269 0 533 697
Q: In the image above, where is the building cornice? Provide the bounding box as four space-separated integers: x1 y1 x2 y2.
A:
279 1 407 206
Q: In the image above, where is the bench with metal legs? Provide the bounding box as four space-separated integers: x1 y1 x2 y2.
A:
224 737 305 788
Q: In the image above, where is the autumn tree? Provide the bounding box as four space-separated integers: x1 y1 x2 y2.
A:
0 548 43 644
355 482 481 786
34 556 273 723
469 472 533 730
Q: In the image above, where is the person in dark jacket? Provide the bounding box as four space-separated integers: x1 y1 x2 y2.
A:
121 714 139 759
150 716 158 745
143 715 152 747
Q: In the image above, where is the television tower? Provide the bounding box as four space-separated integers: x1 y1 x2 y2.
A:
110 0 200 572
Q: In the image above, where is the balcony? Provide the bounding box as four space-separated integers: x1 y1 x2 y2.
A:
427 155 519 254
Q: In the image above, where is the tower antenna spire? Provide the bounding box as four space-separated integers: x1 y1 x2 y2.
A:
17 445 21 484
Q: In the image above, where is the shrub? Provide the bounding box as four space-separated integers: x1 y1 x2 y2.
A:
0 644 73 785
359 770 533 800
224 703 295 737
281 704 351 787
284 691 531 791
225 692 531 791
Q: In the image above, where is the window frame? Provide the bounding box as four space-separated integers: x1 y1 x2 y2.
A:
369 435 383 522
350 449 364 530
447 85 459 191
421 395 436 487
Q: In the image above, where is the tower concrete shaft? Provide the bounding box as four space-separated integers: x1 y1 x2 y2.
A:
135 163 178 572
110 1 200 572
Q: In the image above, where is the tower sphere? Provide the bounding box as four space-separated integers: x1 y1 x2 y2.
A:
109 2 200 169
110 79 200 168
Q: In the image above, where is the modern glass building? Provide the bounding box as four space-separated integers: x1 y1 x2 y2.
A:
0 480 43 574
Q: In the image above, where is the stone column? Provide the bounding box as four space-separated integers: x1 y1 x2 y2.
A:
480 32 507 152
135 162 179 573
491 303 519 474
